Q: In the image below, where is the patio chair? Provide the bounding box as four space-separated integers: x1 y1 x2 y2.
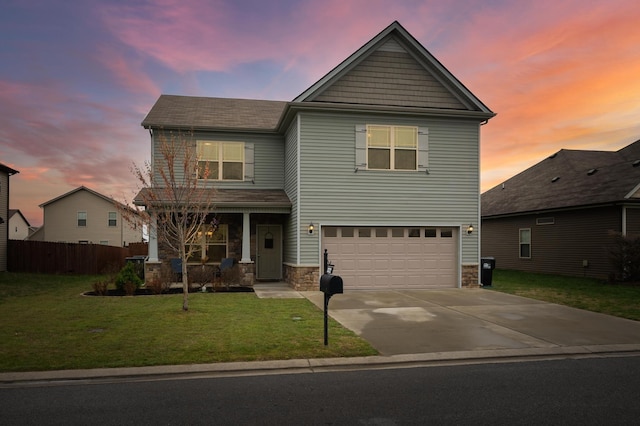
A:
170 258 182 282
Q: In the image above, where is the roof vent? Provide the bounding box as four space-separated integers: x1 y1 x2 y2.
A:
587 168 598 175
633 160 640 167
551 176 560 183
548 153 557 159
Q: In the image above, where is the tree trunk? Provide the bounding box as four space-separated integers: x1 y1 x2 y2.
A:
181 257 189 311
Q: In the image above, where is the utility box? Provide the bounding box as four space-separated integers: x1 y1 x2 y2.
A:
320 274 343 296
481 257 495 287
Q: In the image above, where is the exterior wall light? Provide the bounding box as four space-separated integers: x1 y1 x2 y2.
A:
308 223 315 235
467 224 474 235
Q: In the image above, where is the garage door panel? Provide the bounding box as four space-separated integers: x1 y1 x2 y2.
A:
323 227 458 290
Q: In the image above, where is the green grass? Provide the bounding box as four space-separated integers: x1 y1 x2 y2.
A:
0 273 376 372
491 269 640 321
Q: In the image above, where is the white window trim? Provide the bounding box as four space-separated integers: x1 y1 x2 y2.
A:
186 224 229 264
366 125 418 171
519 228 531 259
77 211 87 227
356 125 428 173
196 141 245 181
108 211 117 227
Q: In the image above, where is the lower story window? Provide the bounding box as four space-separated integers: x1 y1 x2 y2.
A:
187 224 228 263
519 228 531 258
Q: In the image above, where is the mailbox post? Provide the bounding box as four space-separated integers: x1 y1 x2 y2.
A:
320 250 343 345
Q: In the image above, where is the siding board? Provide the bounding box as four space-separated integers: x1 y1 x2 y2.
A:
314 50 467 109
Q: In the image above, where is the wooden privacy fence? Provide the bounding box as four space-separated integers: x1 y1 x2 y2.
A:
8 240 149 275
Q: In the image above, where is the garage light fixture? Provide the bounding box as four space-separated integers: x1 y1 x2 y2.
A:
466 224 474 235
308 223 315 235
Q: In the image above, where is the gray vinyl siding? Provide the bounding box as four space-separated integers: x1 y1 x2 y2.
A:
481 206 622 279
283 120 299 264
152 130 284 189
313 48 467 110
297 112 480 265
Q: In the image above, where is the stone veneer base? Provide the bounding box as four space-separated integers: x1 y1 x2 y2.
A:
284 264 320 291
461 264 480 288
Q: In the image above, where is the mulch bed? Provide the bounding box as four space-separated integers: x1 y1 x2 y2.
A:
84 286 254 296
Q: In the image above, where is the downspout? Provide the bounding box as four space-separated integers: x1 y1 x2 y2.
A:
296 115 301 265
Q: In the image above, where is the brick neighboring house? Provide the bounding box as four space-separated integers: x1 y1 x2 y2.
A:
31 186 143 247
481 139 640 279
139 21 495 290
1 163 19 271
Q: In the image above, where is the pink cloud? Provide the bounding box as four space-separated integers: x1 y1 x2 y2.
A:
93 45 161 99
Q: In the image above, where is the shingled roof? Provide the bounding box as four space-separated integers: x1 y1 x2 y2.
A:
482 139 640 217
141 95 288 131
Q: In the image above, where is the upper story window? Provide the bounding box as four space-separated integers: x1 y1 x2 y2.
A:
197 141 244 181
77 211 87 227
108 211 117 227
367 125 417 171
356 125 427 172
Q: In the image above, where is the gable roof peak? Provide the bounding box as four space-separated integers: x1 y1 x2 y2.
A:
292 21 494 117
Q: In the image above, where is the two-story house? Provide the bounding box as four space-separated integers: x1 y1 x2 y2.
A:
31 186 143 247
1 163 19 272
140 21 495 290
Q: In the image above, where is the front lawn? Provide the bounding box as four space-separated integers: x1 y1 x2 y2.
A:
0 273 376 372
491 269 640 321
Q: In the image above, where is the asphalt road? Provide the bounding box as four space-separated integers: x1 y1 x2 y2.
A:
3 355 639 425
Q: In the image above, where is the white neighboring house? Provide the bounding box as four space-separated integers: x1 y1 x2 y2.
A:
1 162 19 271
31 186 143 246
8 209 30 240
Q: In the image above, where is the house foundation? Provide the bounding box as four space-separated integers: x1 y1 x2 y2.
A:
144 261 163 285
461 264 480 288
284 264 320 291
238 262 255 287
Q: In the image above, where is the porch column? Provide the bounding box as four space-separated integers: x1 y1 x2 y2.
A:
240 211 252 263
148 213 159 262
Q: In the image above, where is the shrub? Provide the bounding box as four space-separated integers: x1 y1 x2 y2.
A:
146 276 171 295
188 265 216 290
609 233 640 282
115 262 144 294
92 279 109 296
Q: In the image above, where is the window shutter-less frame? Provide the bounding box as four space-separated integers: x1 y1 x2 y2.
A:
355 125 367 171
417 127 429 173
244 143 254 183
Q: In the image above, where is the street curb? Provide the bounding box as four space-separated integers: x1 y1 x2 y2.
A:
2 344 640 385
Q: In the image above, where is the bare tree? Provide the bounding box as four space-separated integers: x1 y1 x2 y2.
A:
125 129 216 311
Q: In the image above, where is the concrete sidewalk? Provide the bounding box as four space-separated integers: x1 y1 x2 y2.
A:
3 287 640 385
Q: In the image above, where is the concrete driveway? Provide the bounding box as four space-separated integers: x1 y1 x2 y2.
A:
303 289 640 356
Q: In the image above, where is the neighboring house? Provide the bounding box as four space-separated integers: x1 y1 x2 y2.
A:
32 186 143 247
481 139 640 279
1 163 19 272
139 21 495 290
8 209 30 240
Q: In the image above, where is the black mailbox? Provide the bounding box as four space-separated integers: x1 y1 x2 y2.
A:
320 274 343 295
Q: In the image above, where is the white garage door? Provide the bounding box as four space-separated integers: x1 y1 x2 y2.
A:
322 227 458 289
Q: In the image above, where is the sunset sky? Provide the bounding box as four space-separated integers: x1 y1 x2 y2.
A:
2 0 640 227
